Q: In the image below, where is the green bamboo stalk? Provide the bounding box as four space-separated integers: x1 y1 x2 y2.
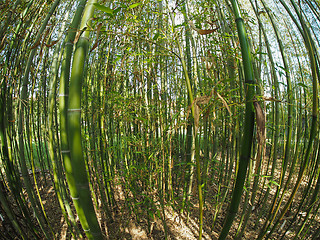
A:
218 0 255 238
165 1 203 237
0 83 27 239
292 139 320 239
97 40 115 211
253 0 294 236
87 58 112 220
47 9 80 238
266 29 304 234
266 10 310 237
66 0 103 239
17 1 61 238
180 1 196 216
59 1 92 238
0 0 21 41
27 49 55 236
263 0 319 237
238 1 280 236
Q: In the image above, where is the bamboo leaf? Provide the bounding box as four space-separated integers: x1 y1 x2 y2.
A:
30 39 41 49
113 7 122 14
269 180 280 187
73 27 87 44
45 39 59 48
253 99 265 144
197 29 217 35
128 2 142 9
189 20 219 35
0 34 7 51
93 3 113 15
194 104 200 130
297 82 308 89
195 95 211 105
261 96 282 102
90 22 103 52
153 32 160 41
216 92 232 116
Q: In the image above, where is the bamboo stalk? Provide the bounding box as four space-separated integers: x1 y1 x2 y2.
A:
65 0 103 239
218 0 255 238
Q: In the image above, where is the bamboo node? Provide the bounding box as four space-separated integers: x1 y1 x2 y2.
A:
235 17 244 23
59 94 68 97
246 79 255 84
92 232 101 237
61 150 70 153
84 228 91 232
76 184 89 190
71 196 80 200
80 36 89 41
68 108 81 112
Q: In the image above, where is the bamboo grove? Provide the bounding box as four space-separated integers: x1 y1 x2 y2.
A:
1 0 320 239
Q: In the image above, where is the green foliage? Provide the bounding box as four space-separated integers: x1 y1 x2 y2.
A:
128 2 142 9
93 3 113 16
1 0 320 239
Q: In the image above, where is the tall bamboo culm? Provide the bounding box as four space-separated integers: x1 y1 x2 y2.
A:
218 0 255 238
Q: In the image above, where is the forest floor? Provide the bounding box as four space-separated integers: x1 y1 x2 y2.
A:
1 165 320 239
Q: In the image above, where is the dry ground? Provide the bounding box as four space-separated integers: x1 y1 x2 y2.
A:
1 167 320 239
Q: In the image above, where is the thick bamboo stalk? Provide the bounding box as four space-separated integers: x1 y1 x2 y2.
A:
67 0 103 239
218 0 255 238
